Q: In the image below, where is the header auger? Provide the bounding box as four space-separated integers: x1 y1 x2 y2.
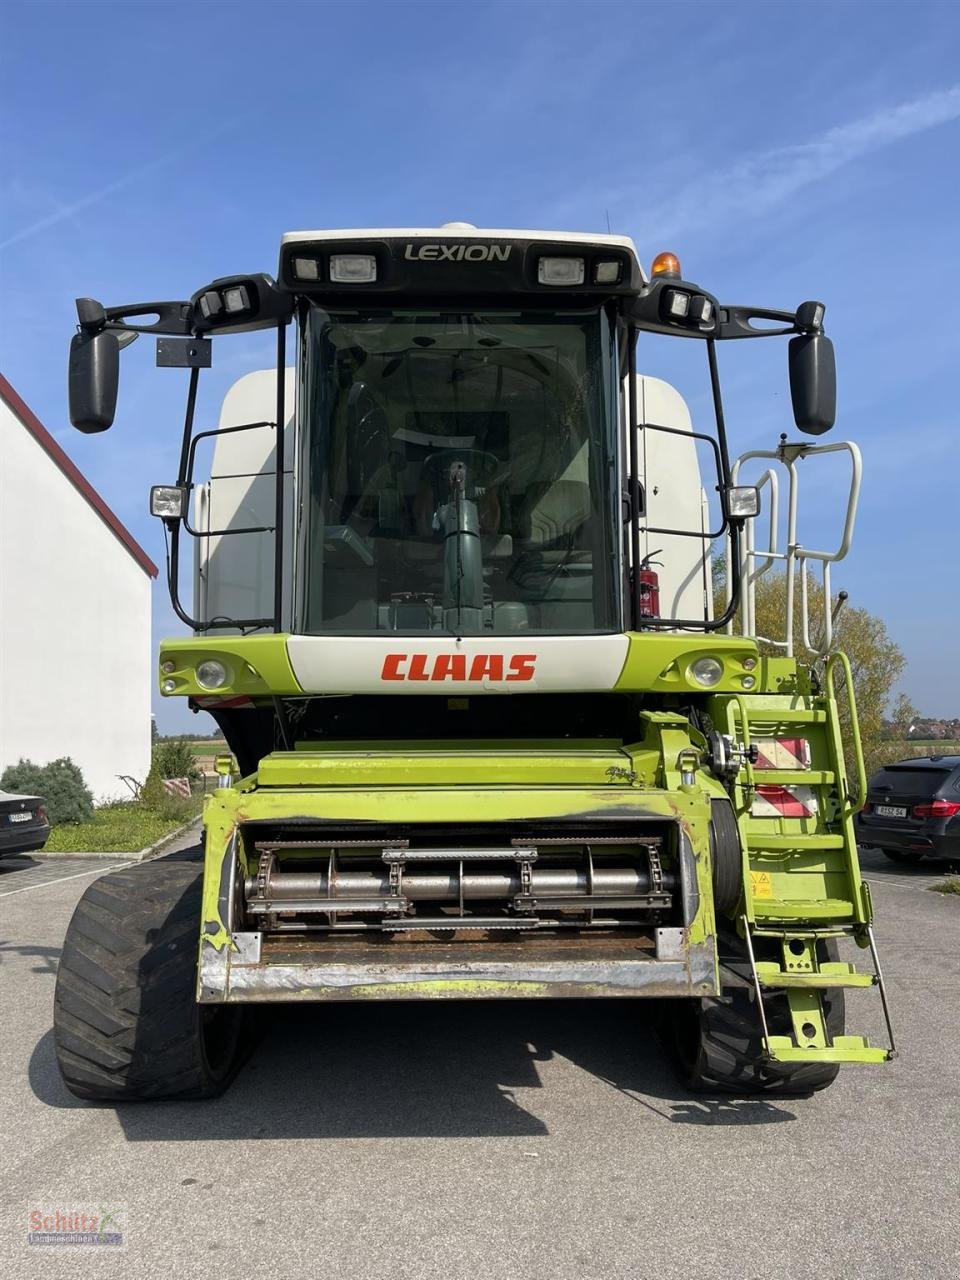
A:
53 223 893 1101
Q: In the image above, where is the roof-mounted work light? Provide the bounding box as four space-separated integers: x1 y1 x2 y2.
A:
538 257 585 286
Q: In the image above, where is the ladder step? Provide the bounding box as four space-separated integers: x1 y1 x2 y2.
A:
754 961 876 990
750 834 844 850
765 1036 891 1064
749 770 835 786
741 913 896 1068
753 897 855 921
736 708 828 724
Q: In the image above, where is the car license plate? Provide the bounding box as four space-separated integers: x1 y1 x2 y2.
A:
876 804 908 819
8 812 33 823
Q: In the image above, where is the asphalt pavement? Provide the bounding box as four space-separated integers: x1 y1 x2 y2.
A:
1 845 957 1280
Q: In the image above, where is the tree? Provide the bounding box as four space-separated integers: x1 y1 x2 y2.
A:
886 693 921 742
741 571 907 777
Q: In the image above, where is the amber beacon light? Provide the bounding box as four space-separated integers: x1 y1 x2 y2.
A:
650 251 682 279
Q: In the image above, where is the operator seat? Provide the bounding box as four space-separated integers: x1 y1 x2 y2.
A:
519 479 591 548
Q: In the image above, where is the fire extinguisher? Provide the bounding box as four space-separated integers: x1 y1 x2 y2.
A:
637 550 662 620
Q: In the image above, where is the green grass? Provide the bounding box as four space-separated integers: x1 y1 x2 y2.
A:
44 797 202 853
930 878 960 896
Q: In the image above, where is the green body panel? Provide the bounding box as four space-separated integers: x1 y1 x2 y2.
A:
197 731 721 1005
201 771 714 944
157 630 770 701
614 632 760 693
159 635 302 698
259 740 637 787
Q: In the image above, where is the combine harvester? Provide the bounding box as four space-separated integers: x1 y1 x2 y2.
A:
56 224 894 1099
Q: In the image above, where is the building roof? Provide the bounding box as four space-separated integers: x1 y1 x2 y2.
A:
0 373 159 578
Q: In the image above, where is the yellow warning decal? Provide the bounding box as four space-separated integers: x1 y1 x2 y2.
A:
750 870 774 899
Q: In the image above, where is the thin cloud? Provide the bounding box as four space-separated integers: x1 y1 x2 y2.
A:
625 86 960 242
0 116 247 251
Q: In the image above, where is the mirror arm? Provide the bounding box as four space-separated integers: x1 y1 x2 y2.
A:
75 297 194 336
716 305 800 340
716 301 826 341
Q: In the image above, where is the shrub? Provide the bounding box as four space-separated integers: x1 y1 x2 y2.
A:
0 757 94 825
138 765 166 810
151 739 202 785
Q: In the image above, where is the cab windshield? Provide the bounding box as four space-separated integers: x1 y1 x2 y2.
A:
299 306 620 634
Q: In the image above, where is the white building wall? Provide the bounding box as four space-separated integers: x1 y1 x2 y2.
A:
0 397 153 802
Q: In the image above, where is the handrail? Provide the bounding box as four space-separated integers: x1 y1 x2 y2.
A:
730 440 861 657
825 650 867 812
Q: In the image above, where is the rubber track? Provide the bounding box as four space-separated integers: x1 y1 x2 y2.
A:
54 862 240 1100
676 942 844 1096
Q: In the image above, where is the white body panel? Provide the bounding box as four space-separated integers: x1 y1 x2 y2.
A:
0 396 152 801
287 634 629 694
282 225 644 278
193 369 295 632
634 375 712 621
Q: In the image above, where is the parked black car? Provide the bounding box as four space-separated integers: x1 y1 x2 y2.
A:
0 790 50 857
856 755 960 863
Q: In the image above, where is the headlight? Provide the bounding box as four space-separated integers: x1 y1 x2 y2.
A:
196 659 230 690
150 485 187 519
538 257 585 286
330 254 377 283
293 256 321 281
726 486 761 519
593 260 622 284
690 657 724 687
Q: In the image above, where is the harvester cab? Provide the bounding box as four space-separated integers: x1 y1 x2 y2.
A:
55 223 894 1102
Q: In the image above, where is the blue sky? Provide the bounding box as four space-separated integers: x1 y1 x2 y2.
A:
2 0 959 732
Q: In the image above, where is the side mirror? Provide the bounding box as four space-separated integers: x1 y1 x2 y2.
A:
68 330 120 432
789 332 836 435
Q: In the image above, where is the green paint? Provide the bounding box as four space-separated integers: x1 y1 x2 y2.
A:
343 980 553 999
615 632 760 693
158 635 301 697
259 741 636 787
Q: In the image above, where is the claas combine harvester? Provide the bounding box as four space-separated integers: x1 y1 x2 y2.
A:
54 223 895 1100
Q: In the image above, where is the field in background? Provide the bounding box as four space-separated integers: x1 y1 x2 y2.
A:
188 739 227 787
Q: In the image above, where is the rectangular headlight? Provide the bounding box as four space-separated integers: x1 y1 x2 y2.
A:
197 290 222 320
688 295 714 324
538 257 585 286
726 486 761 519
662 288 690 319
594 260 621 284
329 254 377 283
223 285 250 314
293 257 320 281
150 485 187 519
